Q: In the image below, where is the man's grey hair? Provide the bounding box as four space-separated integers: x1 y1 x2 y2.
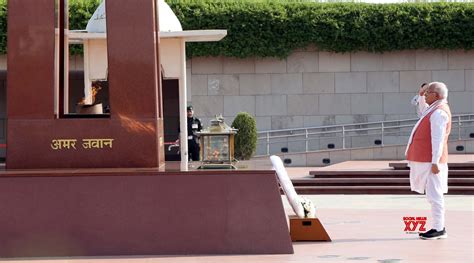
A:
429 82 448 99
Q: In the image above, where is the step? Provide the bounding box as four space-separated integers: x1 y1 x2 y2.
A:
293 186 474 195
310 170 474 178
389 162 474 170
292 178 474 186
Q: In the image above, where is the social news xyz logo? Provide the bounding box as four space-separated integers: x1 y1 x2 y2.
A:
403 217 427 234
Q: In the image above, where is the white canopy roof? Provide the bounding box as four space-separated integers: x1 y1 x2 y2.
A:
69 30 227 43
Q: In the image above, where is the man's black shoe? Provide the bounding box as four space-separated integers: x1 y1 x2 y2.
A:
418 228 436 237
419 228 447 240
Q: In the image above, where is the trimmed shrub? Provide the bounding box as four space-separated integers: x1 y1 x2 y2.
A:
232 112 257 160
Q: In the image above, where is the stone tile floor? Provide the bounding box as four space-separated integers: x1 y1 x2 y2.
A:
2 157 473 262
3 194 472 263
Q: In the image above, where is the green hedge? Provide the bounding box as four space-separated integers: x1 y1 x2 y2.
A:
169 1 474 58
0 0 473 58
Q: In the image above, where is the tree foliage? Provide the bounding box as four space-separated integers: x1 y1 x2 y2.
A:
69 0 102 30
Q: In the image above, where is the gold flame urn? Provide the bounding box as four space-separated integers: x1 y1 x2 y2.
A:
196 115 238 169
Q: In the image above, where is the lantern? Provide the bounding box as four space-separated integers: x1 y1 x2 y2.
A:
196 115 237 169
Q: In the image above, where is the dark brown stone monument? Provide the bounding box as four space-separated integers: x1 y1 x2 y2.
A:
6 0 164 169
0 0 293 258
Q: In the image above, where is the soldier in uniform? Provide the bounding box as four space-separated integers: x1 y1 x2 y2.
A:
186 106 202 161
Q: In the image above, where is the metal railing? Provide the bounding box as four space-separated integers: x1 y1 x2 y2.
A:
1 115 472 156
257 114 474 156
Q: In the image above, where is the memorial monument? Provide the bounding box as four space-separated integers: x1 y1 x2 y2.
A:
6 0 164 169
0 0 293 257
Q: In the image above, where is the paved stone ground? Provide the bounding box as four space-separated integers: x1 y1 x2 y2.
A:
2 157 473 262
3 194 472 263
234 154 474 180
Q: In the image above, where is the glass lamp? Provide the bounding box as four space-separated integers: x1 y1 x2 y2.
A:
197 115 237 169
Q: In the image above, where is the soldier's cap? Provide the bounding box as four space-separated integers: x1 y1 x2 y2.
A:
187 106 193 111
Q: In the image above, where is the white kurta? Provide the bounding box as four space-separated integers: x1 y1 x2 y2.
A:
411 95 423 117
407 96 450 231
407 95 449 194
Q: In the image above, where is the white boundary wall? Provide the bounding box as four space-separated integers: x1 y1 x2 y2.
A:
184 49 474 132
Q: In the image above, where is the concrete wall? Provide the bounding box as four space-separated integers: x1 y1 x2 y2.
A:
1 49 473 158
186 49 474 132
252 139 474 167
2 49 471 130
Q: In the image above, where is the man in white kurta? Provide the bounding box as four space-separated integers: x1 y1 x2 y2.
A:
406 82 451 240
